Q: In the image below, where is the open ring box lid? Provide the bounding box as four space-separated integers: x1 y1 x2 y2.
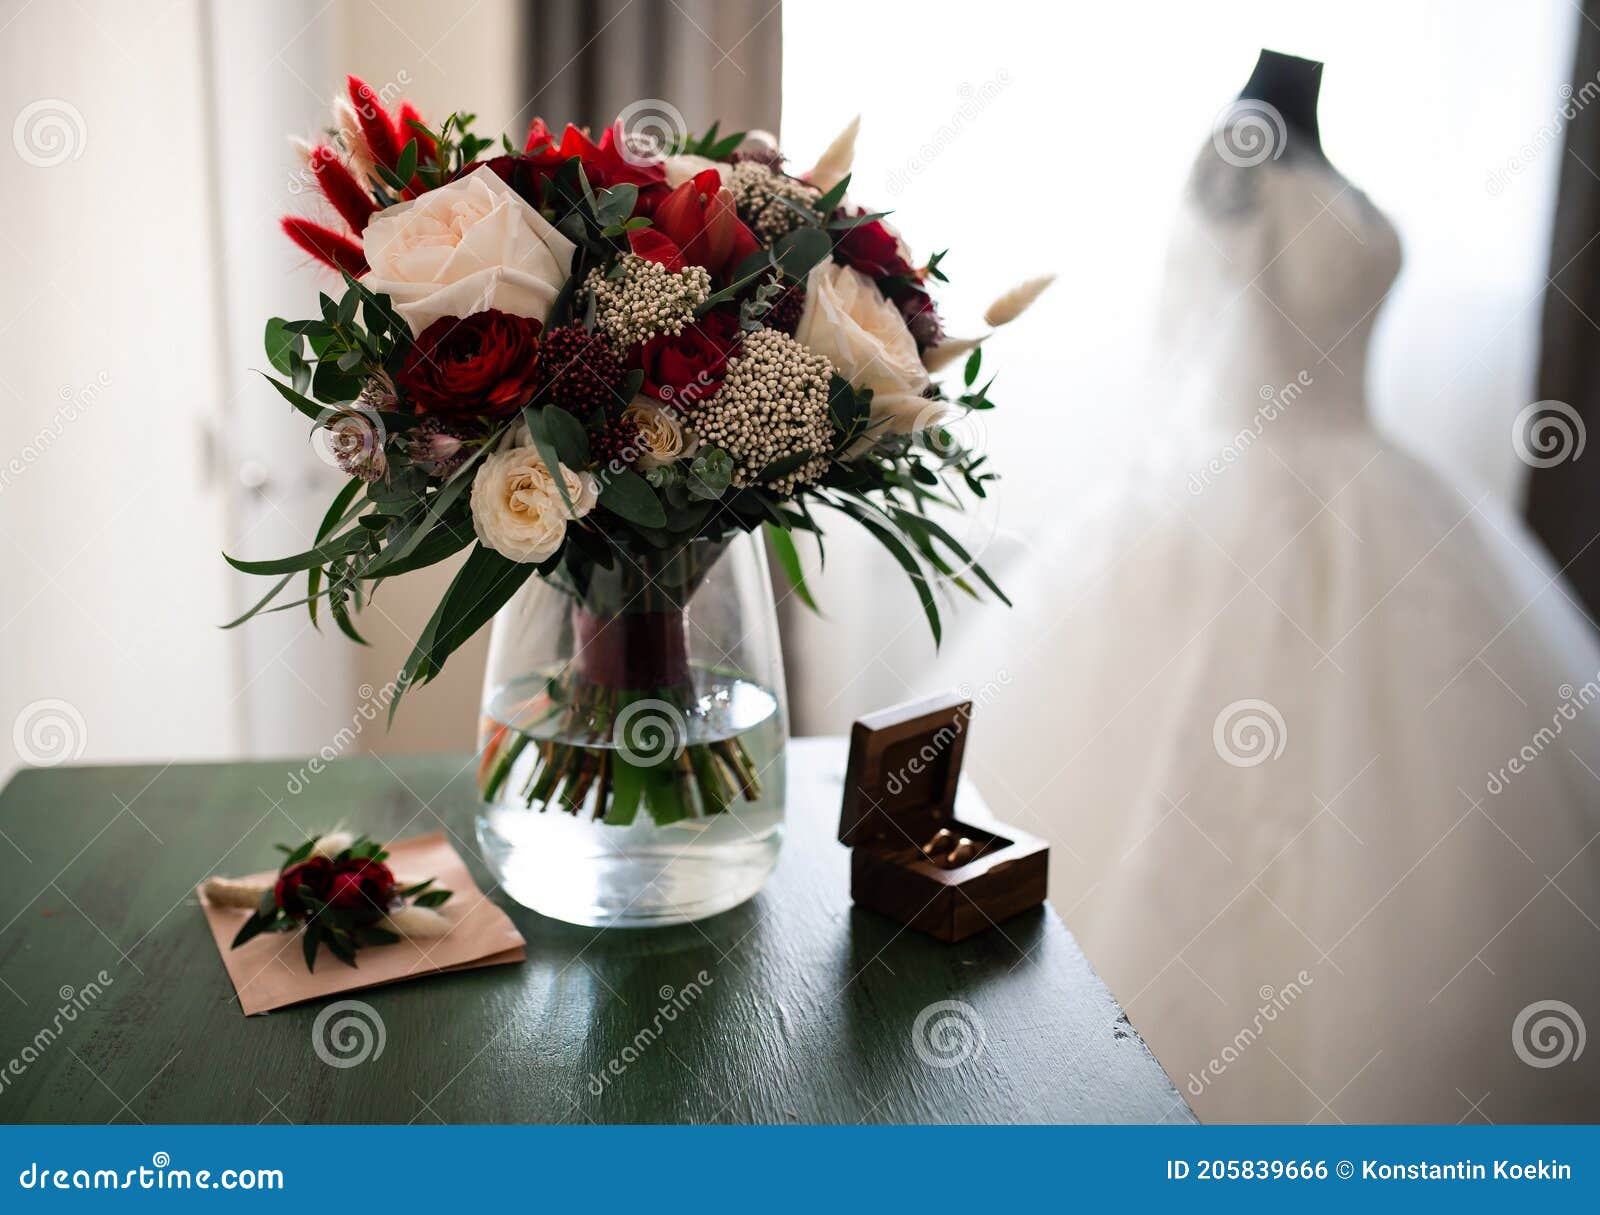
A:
838 692 1049 943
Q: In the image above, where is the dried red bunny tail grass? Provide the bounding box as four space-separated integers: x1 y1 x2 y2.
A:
307 145 376 233
397 101 435 164
281 217 368 276
347 74 401 169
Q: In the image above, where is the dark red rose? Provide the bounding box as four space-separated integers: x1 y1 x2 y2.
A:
473 154 544 207
893 285 943 351
834 215 911 279
274 856 334 919
327 857 397 918
396 310 543 418
634 308 741 408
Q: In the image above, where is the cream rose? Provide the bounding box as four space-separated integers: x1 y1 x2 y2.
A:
622 398 692 469
794 260 930 440
470 444 598 563
362 165 576 335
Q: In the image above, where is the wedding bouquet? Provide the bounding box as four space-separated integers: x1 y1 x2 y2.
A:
227 78 1048 824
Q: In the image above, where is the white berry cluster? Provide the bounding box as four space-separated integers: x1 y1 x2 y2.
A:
727 161 820 243
694 329 835 494
585 255 712 348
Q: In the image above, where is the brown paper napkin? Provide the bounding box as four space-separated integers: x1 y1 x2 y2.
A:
199 831 525 1016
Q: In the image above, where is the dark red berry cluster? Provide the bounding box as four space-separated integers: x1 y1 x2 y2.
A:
588 411 643 471
534 324 625 415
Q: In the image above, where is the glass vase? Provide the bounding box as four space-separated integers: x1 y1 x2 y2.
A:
474 531 788 927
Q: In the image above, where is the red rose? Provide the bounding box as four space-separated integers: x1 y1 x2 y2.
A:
834 215 911 279
396 310 543 418
327 857 397 918
274 856 334 919
635 309 741 408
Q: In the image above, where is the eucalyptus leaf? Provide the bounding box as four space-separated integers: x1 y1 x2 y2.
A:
264 319 300 376
772 226 833 280
597 469 667 526
764 522 820 613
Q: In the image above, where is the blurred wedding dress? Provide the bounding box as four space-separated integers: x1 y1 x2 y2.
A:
939 141 1600 1122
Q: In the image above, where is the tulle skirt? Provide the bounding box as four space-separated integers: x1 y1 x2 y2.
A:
931 419 1600 1122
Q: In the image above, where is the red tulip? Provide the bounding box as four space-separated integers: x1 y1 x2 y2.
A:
628 227 685 273
652 169 759 279
523 117 669 213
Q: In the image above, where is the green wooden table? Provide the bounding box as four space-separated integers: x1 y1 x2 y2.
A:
0 739 1192 1124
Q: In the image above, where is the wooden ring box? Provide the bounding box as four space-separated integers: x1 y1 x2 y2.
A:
838 693 1049 943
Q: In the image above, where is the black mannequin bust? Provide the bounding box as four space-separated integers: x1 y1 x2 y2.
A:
1238 48 1325 160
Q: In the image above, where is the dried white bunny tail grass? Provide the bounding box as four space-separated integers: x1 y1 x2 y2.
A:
331 96 377 184
983 274 1055 328
202 876 269 909
310 829 354 859
380 904 451 939
807 114 860 193
921 335 989 374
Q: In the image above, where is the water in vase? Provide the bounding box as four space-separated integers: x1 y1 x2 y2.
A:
475 664 786 927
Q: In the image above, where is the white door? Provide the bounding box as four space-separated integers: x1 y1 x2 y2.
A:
0 0 354 780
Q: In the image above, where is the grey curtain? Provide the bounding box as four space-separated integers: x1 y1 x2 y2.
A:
519 0 782 138
1528 6 1600 622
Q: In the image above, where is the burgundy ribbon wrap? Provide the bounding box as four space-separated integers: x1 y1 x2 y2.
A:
571 604 690 690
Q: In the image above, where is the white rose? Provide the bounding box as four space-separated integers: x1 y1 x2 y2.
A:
662 154 723 189
622 398 692 469
362 165 576 335
794 260 930 440
470 444 598 563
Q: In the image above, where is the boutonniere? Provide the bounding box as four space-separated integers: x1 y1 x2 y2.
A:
202 831 453 972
